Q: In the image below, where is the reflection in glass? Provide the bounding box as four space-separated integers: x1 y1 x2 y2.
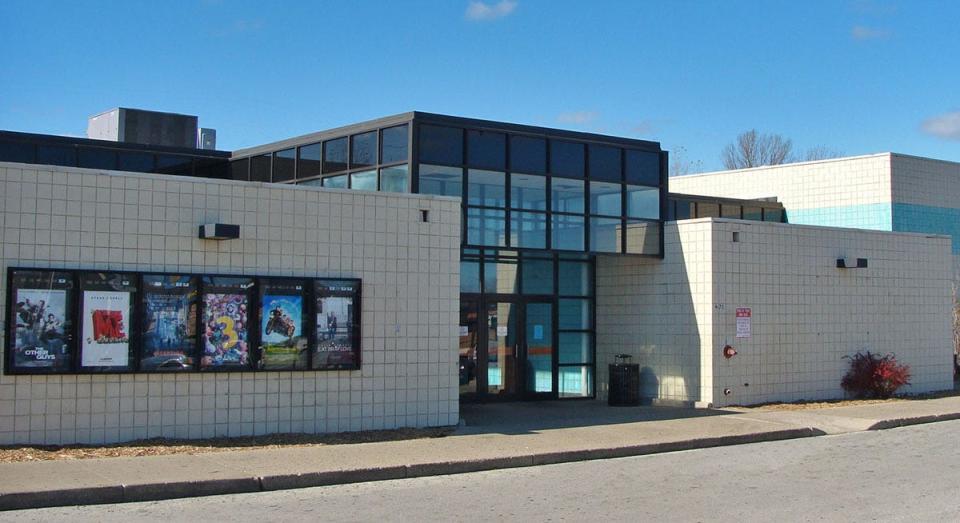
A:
552 214 585 251
522 258 554 294
558 298 591 330
721 204 741 218
459 300 479 395
351 131 377 168
510 174 547 210
461 260 480 293
322 175 348 189
484 260 518 294
381 124 409 164
119 151 155 173
467 169 506 207
590 216 622 253
298 143 322 179
743 206 763 221
551 178 585 213
351 169 377 191
626 185 660 219
467 208 506 246
419 164 462 197
558 261 589 296
526 302 554 393
37 145 76 167
510 211 547 249
273 148 296 182
78 148 117 170
590 181 622 216
249 154 270 182
323 137 348 173
559 365 593 397
764 208 784 222
380 165 408 193
559 332 592 364
625 220 660 255
487 302 518 396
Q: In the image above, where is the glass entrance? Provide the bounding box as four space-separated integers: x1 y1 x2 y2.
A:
481 299 555 400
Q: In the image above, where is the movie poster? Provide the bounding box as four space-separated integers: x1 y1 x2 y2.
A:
141 275 198 371
313 280 360 370
81 291 132 368
201 277 253 370
9 270 74 371
259 279 308 370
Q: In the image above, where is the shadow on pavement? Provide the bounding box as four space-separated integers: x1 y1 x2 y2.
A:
458 400 736 435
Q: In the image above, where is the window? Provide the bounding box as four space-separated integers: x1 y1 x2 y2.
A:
461 260 481 293
273 148 296 182
743 206 763 221
521 257 554 294
559 332 592 364
381 124 409 164
467 208 506 246
380 165 408 193
484 258 518 294
625 150 660 186
589 181 621 216
229 159 249 181
467 169 506 207
551 178 585 213
37 145 76 167
419 124 463 166
467 130 506 170
673 200 693 220
589 217 622 253
156 155 193 176
550 140 584 178
510 174 547 210
625 185 660 219
558 261 589 296
78 148 117 170
624 220 660 255
419 164 462 197
696 202 720 218
351 169 377 191
323 137 348 173
721 204 742 219
322 174 348 188
558 298 591 330
298 143 322 180
351 131 377 168
511 211 547 249
0 140 35 163
117 151 154 173
552 215 585 251
588 144 621 182
764 208 784 222
249 154 271 182
509 135 546 174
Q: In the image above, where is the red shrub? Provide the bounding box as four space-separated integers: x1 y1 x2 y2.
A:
840 351 911 399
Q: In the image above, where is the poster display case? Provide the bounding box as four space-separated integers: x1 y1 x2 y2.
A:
78 271 138 372
6 269 75 372
140 274 199 371
200 276 255 371
313 279 361 370
259 278 309 370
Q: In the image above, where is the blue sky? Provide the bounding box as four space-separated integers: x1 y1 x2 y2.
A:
1 0 958 171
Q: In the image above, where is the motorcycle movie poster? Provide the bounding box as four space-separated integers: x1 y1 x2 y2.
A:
141 275 197 371
260 285 308 370
9 270 73 371
201 282 251 370
81 291 132 368
313 280 360 370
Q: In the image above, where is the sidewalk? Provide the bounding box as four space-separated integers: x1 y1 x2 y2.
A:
2 396 959 511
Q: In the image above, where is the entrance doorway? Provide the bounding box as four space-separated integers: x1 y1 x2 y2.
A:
460 298 555 401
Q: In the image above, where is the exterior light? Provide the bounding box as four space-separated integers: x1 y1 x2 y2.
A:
836 258 868 269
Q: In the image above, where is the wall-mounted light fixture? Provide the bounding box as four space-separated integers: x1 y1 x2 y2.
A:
836 258 868 269
199 223 240 240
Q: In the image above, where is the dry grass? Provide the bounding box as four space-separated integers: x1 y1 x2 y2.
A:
0 427 453 463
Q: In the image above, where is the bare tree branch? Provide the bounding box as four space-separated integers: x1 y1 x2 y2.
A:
722 129 795 169
669 146 703 177
802 145 843 161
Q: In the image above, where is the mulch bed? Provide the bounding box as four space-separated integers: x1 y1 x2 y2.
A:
0 427 453 463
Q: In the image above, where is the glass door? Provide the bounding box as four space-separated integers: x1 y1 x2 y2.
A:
459 299 479 398
523 301 555 398
485 301 519 399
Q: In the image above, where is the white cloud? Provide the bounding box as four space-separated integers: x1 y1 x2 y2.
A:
921 111 960 141
851 25 890 40
556 111 599 125
465 0 517 21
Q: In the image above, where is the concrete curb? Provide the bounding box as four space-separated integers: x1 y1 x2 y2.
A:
867 411 960 431
0 427 823 512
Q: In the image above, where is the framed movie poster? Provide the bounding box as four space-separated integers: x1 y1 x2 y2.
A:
6 269 75 372
140 274 199 371
312 279 361 370
200 276 254 370
259 278 308 370
78 271 137 371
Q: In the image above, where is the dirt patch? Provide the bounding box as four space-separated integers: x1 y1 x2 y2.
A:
733 387 960 411
0 427 453 463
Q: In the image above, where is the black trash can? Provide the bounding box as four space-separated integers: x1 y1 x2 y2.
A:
608 354 640 406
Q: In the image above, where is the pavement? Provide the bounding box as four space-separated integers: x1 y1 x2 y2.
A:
2 395 960 512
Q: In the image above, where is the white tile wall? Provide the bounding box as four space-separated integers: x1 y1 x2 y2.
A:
597 219 955 407
0 161 462 444
890 154 960 208
668 154 894 214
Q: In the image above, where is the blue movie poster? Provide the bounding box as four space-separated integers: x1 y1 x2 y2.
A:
260 293 307 370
